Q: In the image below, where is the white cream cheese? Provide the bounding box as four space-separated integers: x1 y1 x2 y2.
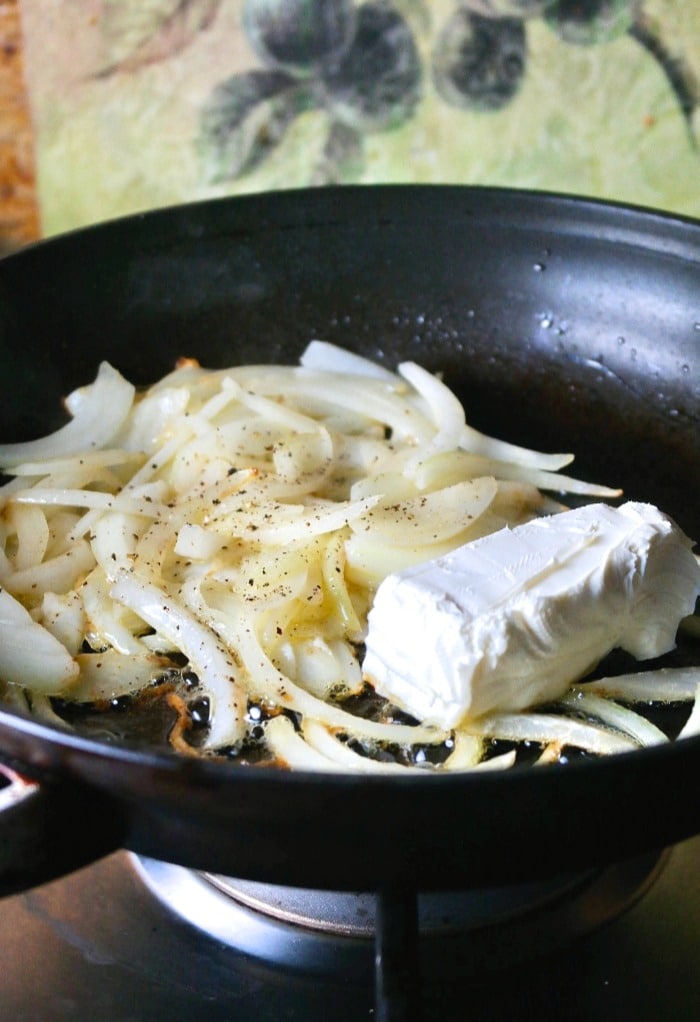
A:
362 502 700 729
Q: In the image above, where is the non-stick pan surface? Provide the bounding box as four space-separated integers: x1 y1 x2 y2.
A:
0 186 698 893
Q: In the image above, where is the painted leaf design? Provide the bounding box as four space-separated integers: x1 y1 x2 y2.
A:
313 121 365 184
199 70 315 183
96 0 222 76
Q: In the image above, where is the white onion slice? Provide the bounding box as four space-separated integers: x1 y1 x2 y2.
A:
0 363 135 469
10 485 168 518
110 573 246 748
70 650 172 702
265 714 349 772
398 361 466 452
468 711 639 755
0 586 79 692
560 690 668 747
189 590 447 746
2 541 95 598
300 340 397 381
350 477 497 548
678 685 700 740
579 667 700 703
302 719 436 774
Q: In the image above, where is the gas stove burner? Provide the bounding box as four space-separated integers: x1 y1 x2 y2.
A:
133 850 666 980
205 869 593 937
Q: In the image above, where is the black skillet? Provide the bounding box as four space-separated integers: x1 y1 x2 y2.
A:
0 186 698 899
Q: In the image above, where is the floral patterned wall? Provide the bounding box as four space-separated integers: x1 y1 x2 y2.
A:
20 0 700 235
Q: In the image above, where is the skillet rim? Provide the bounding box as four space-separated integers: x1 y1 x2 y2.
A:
1 698 699 793
5 182 700 265
0 184 698 881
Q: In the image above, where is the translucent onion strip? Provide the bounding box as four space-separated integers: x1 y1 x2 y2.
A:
560 690 668 746
411 449 621 498
110 573 246 748
0 586 79 691
81 567 148 655
9 486 169 518
0 363 135 469
350 478 497 547
2 542 95 600
678 685 700 739
302 719 440 774
191 590 447 746
8 449 145 477
398 362 467 453
579 667 700 704
5 503 49 571
71 650 174 702
299 339 397 381
467 711 639 755
265 714 350 772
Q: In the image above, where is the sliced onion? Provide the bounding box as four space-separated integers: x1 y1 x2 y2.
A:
71 649 173 702
442 731 483 770
2 541 95 599
0 363 135 469
299 340 397 381
10 484 168 518
81 567 147 655
0 586 79 692
458 426 575 472
302 719 437 774
398 362 466 451
560 690 668 747
5 344 684 772
411 449 619 497
216 494 381 545
8 449 143 477
110 572 246 748
6 503 49 571
40 590 86 655
678 685 700 740
470 749 517 771
580 667 700 703
468 711 639 755
187 588 447 746
350 477 497 547
265 714 349 772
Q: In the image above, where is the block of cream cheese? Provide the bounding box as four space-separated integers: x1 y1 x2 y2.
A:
362 502 700 729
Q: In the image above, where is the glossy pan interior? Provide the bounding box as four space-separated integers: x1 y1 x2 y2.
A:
0 186 698 892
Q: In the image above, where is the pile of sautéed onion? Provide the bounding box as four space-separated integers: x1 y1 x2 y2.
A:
0 342 697 772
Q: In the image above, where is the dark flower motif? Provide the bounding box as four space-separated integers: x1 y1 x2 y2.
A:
433 9 526 112
545 0 639 45
321 1 423 132
428 0 696 147
199 0 422 184
242 0 357 74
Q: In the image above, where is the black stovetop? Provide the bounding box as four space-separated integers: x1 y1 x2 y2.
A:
2 836 699 1021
